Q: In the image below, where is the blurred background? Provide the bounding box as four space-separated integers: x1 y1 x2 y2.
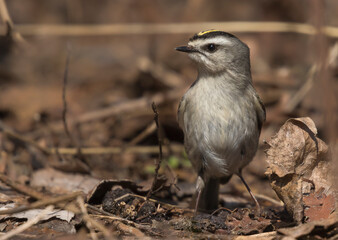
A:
0 0 337 202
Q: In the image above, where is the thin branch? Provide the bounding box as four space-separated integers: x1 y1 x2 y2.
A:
0 191 82 215
147 103 163 200
0 121 51 155
2 22 338 38
90 214 162 237
86 205 162 236
49 144 184 155
126 122 156 147
283 65 317 113
0 173 46 200
77 197 111 240
0 122 183 157
0 0 27 44
62 46 73 143
108 192 176 209
73 90 182 124
60 46 88 167
0 205 54 240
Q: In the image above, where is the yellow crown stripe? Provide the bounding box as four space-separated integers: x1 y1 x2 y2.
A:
197 29 220 36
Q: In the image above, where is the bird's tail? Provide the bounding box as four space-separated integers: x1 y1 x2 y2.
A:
194 175 232 212
198 178 220 212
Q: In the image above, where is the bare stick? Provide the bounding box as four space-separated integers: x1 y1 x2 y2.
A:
77 197 111 239
283 65 317 113
0 0 27 45
86 205 162 236
146 103 163 200
113 221 145 238
126 122 156 147
0 121 51 155
90 214 162 237
49 144 183 155
0 191 82 215
0 173 46 200
61 46 88 166
3 22 338 38
62 46 73 142
0 205 54 240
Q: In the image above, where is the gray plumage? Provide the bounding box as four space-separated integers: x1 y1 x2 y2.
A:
176 30 265 212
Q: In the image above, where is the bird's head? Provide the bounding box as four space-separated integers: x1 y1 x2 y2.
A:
176 30 251 75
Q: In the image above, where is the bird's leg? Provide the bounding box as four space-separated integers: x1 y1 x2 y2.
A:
237 170 260 211
194 175 205 216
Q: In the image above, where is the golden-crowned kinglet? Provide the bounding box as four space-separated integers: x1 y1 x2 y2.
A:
176 30 266 213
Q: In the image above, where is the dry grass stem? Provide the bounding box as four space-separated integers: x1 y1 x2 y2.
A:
0 22 338 38
126 122 156 147
77 197 111 240
0 0 27 44
0 191 82 215
0 205 54 240
147 103 163 199
0 173 46 200
49 144 184 155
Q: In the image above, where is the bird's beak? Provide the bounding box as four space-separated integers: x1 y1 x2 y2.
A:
175 46 196 53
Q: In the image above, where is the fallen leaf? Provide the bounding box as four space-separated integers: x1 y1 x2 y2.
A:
265 117 335 223
277 217 338 238
31 168 100 194
0 203 74 222
303 189 335 221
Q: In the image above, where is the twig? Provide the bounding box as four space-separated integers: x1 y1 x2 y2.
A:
60 47 88 169
234 231 277 240
27 89 182 136
137 57 184 88
77 197 111 240
86 205 158 234
113 221 145 238
49 144 184 155
0 121 51 155
0 124 184 155
0 233 38 239
283 65 317 113
211 207 233 216
0 191 82 215
126 122 156 147
312 0 337 144
0 123 181 157
0 205 54 240
90 214 162 237
62 46 73 143
2 22 338 38
86 204 114 216
73 90 182 124
0 0 27 45
0 172 84 218
146 103 163 200
0 125 184 155
253 193 284 207
107 192 176 209
0 173 46 200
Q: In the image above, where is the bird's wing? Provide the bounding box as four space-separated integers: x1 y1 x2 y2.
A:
177 97 186 130
254 93 266 134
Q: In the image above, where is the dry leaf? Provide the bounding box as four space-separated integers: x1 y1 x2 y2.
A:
0 203 74 222
277 217 338 238
265 117 335 223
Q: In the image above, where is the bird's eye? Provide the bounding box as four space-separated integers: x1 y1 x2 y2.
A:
206 44 217 52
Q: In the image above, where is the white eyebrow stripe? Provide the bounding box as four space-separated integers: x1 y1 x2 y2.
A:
189 36 233 47
206 37 233 45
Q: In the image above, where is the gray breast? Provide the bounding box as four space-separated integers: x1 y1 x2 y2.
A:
180 78 259 179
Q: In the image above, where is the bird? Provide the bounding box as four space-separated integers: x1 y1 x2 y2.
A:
176 30 266 213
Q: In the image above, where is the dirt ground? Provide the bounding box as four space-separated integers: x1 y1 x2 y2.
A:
0 1 337 239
